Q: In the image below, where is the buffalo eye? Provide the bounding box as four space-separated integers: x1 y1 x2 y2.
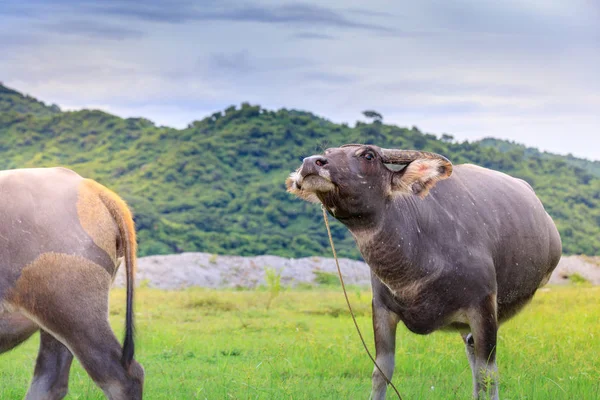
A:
363 152 375 161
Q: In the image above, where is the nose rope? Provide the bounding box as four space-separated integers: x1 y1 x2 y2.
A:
321 205 403 400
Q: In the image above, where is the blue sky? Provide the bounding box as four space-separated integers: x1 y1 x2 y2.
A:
1 0 599 159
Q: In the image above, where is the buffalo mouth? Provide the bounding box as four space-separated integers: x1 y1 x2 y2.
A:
286 170 335 203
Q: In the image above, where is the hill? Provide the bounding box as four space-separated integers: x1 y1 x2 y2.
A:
479 138 600 178
1 84 599 257
0 83 61 117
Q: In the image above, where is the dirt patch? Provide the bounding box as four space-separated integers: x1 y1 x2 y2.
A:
548 255 600 285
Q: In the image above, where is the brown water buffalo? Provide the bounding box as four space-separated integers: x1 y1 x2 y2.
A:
0 167 143 399
287 144 561 399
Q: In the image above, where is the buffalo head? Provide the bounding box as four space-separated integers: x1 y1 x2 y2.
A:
286 144 453 220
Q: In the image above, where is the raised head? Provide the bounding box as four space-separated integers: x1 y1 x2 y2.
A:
286 144 453 220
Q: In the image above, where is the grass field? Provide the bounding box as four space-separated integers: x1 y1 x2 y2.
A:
1 285 599 399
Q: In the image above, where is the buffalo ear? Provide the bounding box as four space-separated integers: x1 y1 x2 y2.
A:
391 158 452 198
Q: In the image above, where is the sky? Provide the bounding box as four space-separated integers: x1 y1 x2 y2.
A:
1 0 599 160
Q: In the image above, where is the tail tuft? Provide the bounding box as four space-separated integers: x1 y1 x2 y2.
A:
121 326 135 368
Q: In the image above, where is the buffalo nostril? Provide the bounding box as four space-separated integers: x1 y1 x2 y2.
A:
314 157 328 167
303 155 328 167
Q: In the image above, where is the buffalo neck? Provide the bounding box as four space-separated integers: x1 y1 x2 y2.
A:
342 195 430 285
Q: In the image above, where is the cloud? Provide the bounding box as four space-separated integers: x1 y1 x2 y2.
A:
344 8 396 18
0 33 46 51
302 71 359 84
86 0 203 24
208 3 394 31
44 20 144 40
418 0 599 45
93 1 396 33
204 51 314 77
396 100 486 115
208 51 255 75
291 32 337 40
377 79 545 98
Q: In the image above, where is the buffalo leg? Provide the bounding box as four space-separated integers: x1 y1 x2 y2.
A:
370 299 400 400
9 256 144 400
467 295 499 400
461 332 478 394
0 312 38 353
36 283 143 399
51 319 143 400
25 330 74 400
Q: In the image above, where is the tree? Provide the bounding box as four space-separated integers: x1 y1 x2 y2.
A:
362 110 383 123
441 134 454 143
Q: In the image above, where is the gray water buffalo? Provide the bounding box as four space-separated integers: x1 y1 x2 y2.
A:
287 144 561 399
0 167 143 399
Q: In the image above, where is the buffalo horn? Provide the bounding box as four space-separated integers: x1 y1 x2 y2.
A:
380 148 453 175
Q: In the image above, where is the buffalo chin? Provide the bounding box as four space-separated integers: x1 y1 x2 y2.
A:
286 174 334 204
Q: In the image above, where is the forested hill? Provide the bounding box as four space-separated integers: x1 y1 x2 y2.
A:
479 138 600 178
1 83 599 258
0 84 61 117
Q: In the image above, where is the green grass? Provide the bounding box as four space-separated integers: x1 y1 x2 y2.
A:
568 273 590 285
1 286 599 399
